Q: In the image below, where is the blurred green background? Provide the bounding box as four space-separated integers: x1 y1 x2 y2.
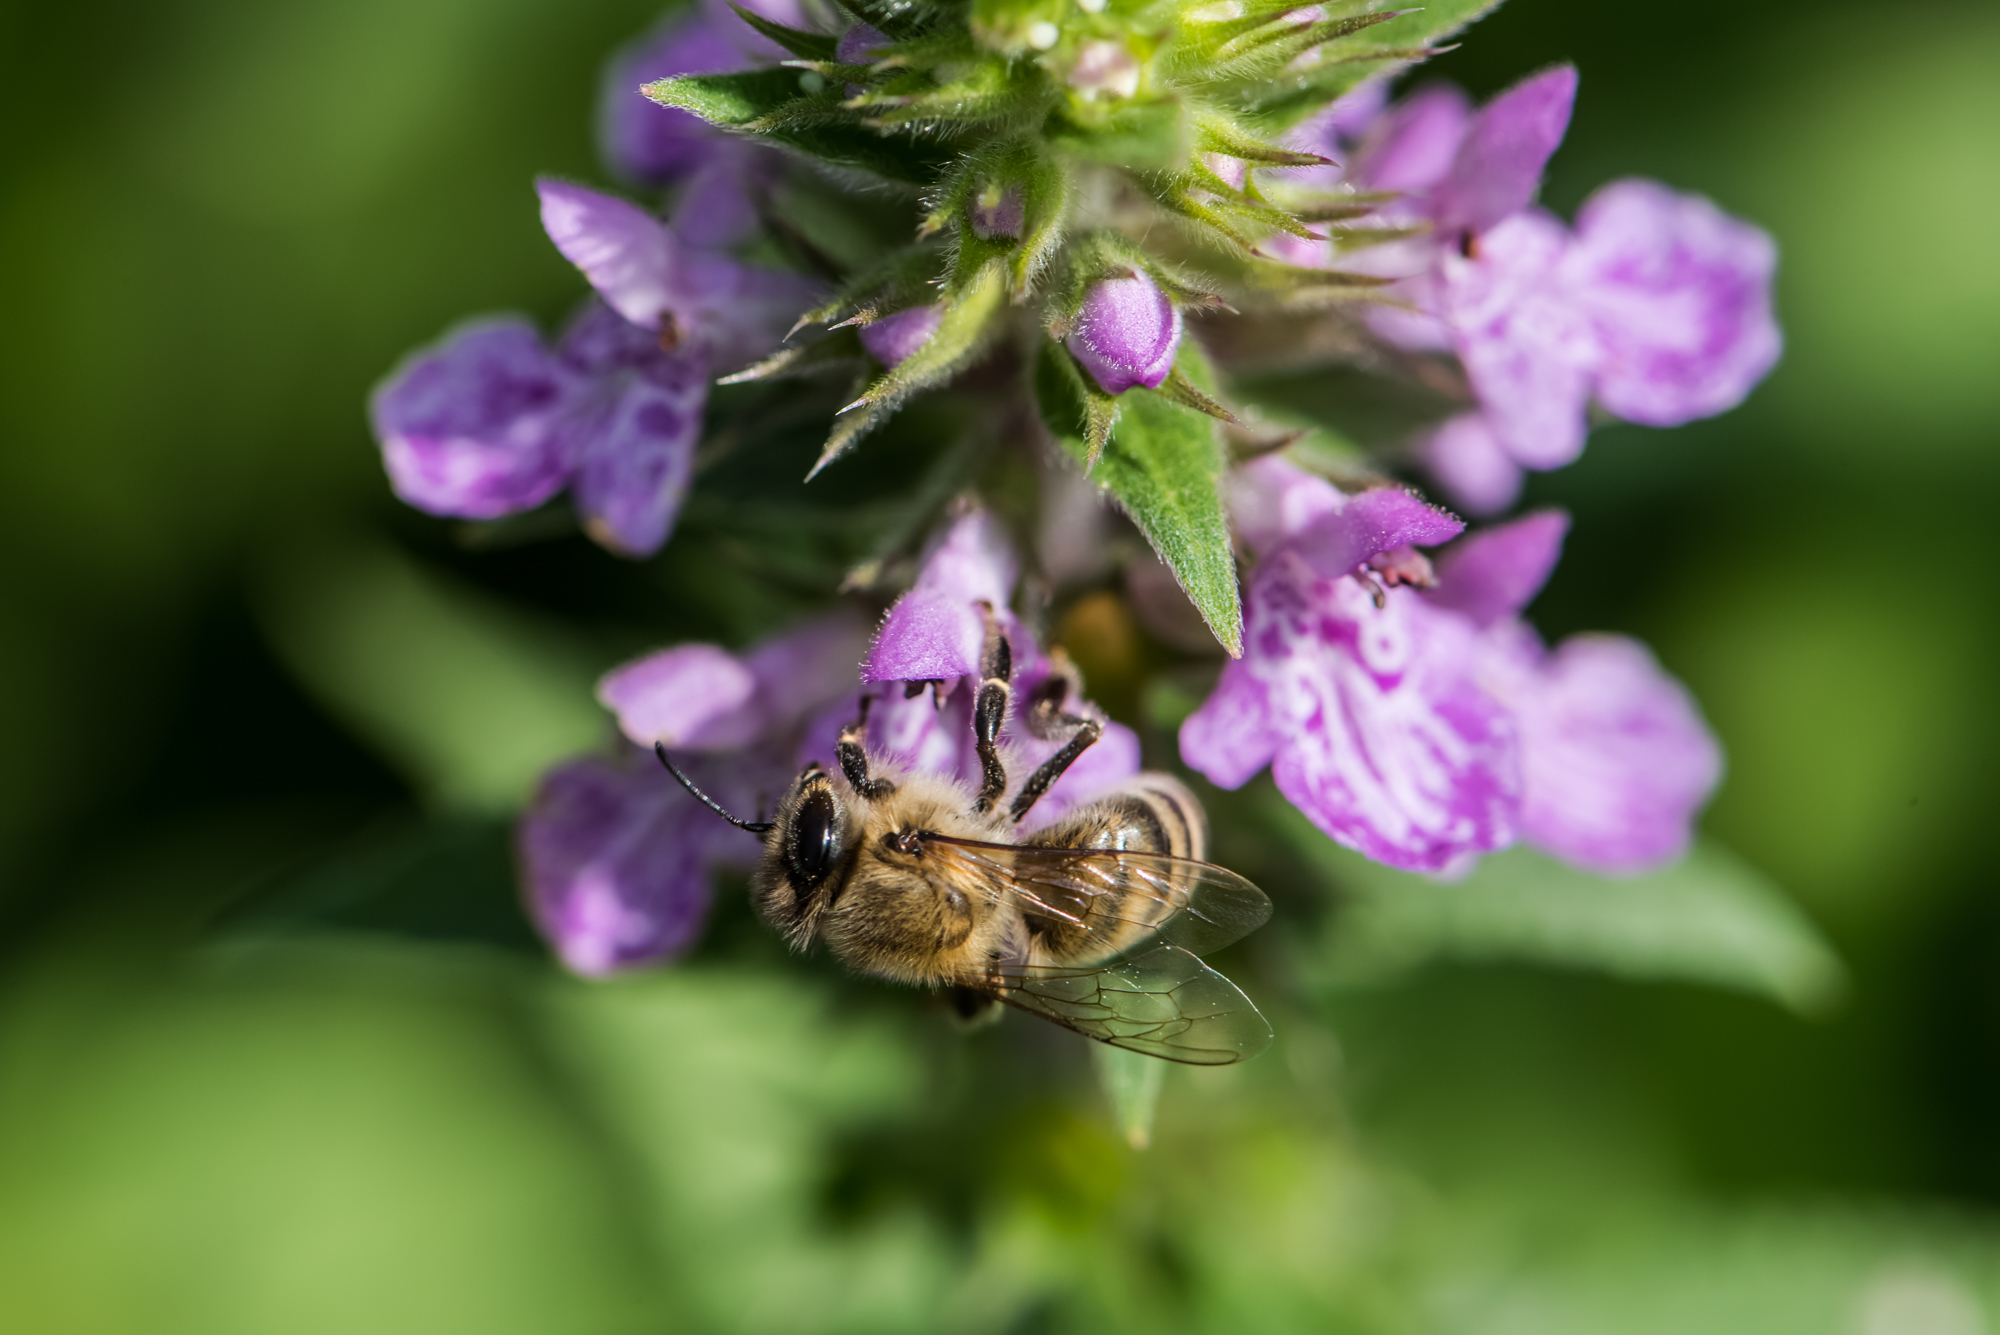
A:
2 0 1997 1330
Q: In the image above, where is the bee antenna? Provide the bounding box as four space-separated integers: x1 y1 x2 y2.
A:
654 743 776 835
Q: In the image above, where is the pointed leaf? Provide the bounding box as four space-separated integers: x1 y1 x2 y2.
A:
643 72 952 183
1037 342 1241 655
1093 1043 1167 1149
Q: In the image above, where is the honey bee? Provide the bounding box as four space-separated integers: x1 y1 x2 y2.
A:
657 610 1273 1065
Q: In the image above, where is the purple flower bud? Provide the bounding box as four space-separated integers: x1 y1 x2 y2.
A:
369 318 576 519
969 184 1025 240
1070 40 1140 100
1065 273 1183 394
858 305 943 368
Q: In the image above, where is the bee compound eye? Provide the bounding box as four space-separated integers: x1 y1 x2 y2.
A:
785 786 842 888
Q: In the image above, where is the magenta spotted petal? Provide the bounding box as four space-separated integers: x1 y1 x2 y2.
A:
1434 65 1577 236
1442 209 1600 469
1478 626 1722 874
1065 273 1183 395
865 509 1020 683
369 318 576 519
859 305 943 368
1563 178 1782 427
519 753 719 975
1183 553 1519 872
1425 509 1570 628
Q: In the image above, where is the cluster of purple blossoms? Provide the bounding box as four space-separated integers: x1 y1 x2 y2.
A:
360 3 1777 979
368 0 813 557
521 509 1142 973
1277 66 1781 514
1178 457 1720 875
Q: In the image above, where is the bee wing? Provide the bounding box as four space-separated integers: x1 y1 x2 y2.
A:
919 835 1273 958
992 944 1273 1066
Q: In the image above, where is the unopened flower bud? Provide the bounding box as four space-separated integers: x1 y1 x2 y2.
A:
859 304 943 368
1069 40 1139 100
1065 272 1182 394
969 183 1025 240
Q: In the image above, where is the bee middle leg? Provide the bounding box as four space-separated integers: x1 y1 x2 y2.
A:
838 693 896 800
1009 662 1102 823
971 604 1013 814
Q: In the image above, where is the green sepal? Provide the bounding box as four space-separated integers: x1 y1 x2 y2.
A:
642 72 952 182
1157 366 1240 424
1241 0 1504 129
715 330 867 385
1093 1043 1167 1150
790 243 946 334
1048 95 1189 171
727 3 838 61
1035 338 1123 471
1193 115 1333 169
1035 341 1243 656
809 257 1008 478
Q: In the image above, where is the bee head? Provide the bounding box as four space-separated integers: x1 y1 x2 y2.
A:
751 764 854 949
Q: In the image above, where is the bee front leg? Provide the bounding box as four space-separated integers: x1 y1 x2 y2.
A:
971 603 1012 815
1008 715 1102 823
838 693 896 800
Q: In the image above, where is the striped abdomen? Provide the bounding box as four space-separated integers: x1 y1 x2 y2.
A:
1016 772 1209 967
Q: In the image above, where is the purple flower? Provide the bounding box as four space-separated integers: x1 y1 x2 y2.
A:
1183 459 1517 873
1285 68 1779 496
371 182 814 556
858 305 943 368
522 613 870 975
1186 480 1721 875
853 508 1143 830
1430 515 1722 873
1065 272 1184 395
369 318 575 520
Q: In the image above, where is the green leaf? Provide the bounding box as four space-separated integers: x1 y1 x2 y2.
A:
1268 798 1847 1013
1037 341 1242 656
1034 337 1123 468
643 72 953 183
1092 1043 1167 1150
727 3 838 60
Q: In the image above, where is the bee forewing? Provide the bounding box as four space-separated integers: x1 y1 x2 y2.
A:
919 836 1273 961
994 943 1273 1066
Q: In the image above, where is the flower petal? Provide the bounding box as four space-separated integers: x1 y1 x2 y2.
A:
1415 412 1524 517
369 317 575 519
1191 552 1520 871
743 611 872 733
1179 659 1284 789
518 753 718 975
538 179 680 331
568 353 707 558
1425 509 1570 627
1481 627 1722 874
1562 178 1782 427
864 510 1020 683
1435 64 1577 235
1287 486 1465 580
599 13 743 184
1355 82 1471 193
1227 455 1345 557
1442 209 1599 469
599 644 762 749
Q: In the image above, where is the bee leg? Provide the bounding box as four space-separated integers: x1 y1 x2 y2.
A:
1021 647 1086 740
941 985 1004 1029
1008 713 1102 823
971 604 1013 814
837 693 896 800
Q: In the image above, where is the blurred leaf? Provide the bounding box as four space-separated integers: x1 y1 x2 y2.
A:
1270 800 1845 1013
256 539 607 814
1092 1044 1166 1150
1036 341 1242 656
1049 97 1190 171
1241 0 1505 128
728 4 839 60
642 71 952 184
